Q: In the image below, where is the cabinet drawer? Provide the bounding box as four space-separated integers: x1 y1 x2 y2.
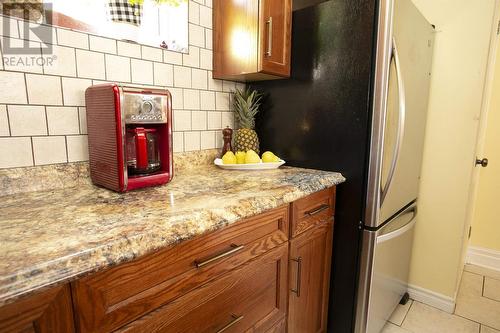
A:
72 206 289 333
290 187 335 238
116 243 288 333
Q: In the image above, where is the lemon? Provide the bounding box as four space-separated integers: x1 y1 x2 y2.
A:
245 150 261 164
221 151 237 164
235 151 246 164
262 151 280 163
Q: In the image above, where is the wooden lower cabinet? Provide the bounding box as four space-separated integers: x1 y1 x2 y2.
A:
0 188 336 333
288 219 334 333
0 285 74 333
117 243 288 333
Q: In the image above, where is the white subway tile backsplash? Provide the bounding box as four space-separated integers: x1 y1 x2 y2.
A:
172 131 184 153
223 80 236 92
0 16 19 38
221 112 235 128
0 105 9 136
208 76 223 91
215 92 230 111
200 131 215 149
199 6 212 29
215 130 223 148
26 74 62 105
168 87 183 109
0 137 33 168
207 111 221 130
163 50 183 65
174 110 191 131
32 136 67 165
2 38 43 73
200 48 212 70
8 105 47 136
189 24 205 48
173 66 191 88
89 36 117 54
183 46 200 68
189 1 200 24
78 107 87 134
131 59 154 85
117 41 141 58
57 29 89 49
43 45 77 76
46 107 79 135
105 54 131 83
0 4 241 169
76 50 106 79
18 22 55 45
142 46 163 62
184 89 200 110
192 68 208 89
200 91 215 110
62 77 91 106
154 63 174 86
205 29 213 50
192 111 207 130
0 71 27 104
67 135 89 162
184 131 200 151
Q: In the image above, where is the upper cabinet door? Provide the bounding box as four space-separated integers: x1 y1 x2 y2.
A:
213 0 291 81
259 0 292 77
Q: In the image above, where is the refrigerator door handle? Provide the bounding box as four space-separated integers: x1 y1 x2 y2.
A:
380 37 407 206
377 206 416 244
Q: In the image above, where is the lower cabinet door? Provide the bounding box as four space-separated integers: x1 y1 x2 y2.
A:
116 243 288 333
288 220 334 333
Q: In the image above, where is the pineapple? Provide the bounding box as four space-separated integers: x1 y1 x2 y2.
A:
233 88 263 154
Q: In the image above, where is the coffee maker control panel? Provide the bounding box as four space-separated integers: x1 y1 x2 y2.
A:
123 92 169 124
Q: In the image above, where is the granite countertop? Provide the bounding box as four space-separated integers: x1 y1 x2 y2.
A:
0 155 345 306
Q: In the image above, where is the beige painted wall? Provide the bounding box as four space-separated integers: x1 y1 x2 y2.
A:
409 0 495 298
470 37 500 252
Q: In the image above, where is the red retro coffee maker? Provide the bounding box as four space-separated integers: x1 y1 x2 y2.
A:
85 84 173 192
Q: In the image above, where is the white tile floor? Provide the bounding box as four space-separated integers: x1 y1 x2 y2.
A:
382 265 500 333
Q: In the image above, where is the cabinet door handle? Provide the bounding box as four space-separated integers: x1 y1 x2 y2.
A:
216 314 244 333
305 204 330 217
265 17 273 57
194 244 244 268
291 257 302 297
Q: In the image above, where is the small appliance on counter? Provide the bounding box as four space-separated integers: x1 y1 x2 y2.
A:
85 84 173 192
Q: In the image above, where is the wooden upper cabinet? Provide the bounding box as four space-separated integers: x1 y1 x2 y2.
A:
213 0 292 81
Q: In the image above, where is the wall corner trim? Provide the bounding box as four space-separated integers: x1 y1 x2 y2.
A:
407 284 456 314
466 246 500 271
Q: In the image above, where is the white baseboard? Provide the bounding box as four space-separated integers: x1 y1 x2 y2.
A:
407 284 456 313
466 246 500 271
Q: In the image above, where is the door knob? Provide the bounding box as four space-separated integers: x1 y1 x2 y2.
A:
476 158 489 167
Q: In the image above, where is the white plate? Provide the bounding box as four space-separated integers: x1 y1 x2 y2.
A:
214 158 285 170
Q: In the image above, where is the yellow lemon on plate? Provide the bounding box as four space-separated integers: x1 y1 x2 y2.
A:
262 151 280 163
235 151 246 164
221 151 237 164
245 150 261 164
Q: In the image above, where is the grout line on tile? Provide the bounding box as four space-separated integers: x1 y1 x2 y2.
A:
400 299 414 327
482 275 486 297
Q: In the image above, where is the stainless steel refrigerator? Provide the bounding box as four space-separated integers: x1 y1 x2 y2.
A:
252 0 434 332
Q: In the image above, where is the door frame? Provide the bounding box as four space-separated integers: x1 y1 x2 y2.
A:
458 0 500 291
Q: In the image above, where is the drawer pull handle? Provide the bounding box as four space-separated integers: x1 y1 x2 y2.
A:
305 204 330 217
291 257 302 297
216 314 244 333
194 244 245 268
